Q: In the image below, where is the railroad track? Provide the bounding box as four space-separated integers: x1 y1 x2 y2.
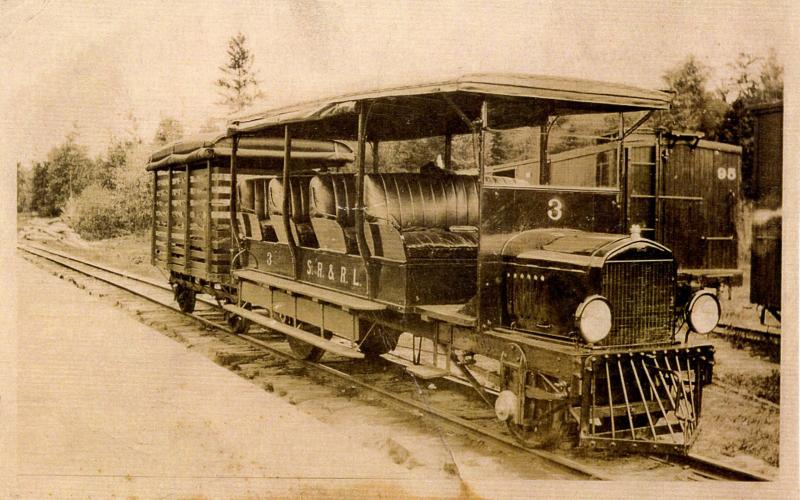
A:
17 243 771 482
714 322 781 348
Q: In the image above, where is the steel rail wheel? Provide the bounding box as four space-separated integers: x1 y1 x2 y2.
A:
358 324 399 357
174 283 196 313
225 302 251 334
275 315 332 362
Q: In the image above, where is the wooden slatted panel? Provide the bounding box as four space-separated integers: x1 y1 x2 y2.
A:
155 162 234 280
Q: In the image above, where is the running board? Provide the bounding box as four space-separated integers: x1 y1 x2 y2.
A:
221 304 364 360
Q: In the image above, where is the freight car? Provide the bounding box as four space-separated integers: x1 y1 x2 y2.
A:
151 74 720 454
749 102 783 323
491 130 743 292
146 133 354 324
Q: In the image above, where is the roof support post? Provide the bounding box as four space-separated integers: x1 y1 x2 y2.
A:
354 102 373 297
229 134 240 257
283 125 298 279
654 129 662 241
444 133 452 170
539 124 550 185
618 113 628 232
476 99 488 329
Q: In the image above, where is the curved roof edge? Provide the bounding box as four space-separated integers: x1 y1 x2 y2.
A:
146 135 354 170
228 73 672 136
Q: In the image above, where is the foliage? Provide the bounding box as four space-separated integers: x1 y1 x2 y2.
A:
27 134 95 216
153 117 185 146
215 32 264 114
93 138 129 190
63 184 126 239
652 55 728 136
380 137 445 171
64 141 153 239
712 50 783 199
29 161 50 215
550 118 593 154
17 163 31 212
488 131 512 166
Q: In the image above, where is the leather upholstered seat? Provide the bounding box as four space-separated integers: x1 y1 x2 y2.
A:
267 176 317 247
400 228 478 259
308 174 358 253
363 173 480 261
238 177 276 240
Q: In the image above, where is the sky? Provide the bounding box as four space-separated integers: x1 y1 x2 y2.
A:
0 0 794 169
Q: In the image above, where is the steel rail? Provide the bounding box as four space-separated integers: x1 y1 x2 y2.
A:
17 243 606 480
714 323 781 347
18 243 772 482
650 453 772 482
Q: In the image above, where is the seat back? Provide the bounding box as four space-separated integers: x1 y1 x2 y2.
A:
239 177 271 220
268 176 313 223
363 173 479 230
309 174 357 226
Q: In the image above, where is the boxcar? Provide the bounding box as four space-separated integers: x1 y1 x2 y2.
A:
491 131 743 290
152 74 721 455
749 102 783 322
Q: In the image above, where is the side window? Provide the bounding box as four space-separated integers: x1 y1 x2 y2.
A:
595 150 618 187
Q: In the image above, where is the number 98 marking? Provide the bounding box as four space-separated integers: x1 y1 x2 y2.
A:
547 198 563 221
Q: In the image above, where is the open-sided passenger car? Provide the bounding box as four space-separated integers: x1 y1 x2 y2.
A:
149 74 721 454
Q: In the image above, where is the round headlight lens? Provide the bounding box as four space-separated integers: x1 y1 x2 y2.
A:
687 291 720 334
576 295 612 344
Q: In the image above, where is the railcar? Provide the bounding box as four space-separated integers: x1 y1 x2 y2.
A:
491 130 743 291
147 133 354 323
749 102 783 323
150 74 720 454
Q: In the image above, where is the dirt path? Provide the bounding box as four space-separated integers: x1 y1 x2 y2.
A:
15 256 466 498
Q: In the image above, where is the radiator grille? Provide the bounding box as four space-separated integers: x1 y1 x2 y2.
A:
601 261 675 346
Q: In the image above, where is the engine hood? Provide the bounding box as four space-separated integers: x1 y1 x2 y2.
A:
500 228 673 270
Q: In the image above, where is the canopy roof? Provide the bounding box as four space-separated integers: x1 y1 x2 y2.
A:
146 133 354 170
229 73 672 141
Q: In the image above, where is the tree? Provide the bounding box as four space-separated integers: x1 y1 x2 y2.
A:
215 33 264 114
31 134 95 216
153 117 185 145
712 49 783 199
17 163 31 213
30 161 53 216
488 131 513 166
380 137 445 171
652 55 727 136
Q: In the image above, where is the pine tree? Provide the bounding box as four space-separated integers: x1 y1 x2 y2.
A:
652 55 728 136
215 33 264 114
153 117 185 146
488 131 512 166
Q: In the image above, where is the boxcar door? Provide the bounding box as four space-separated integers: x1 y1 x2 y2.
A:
655 142 707 270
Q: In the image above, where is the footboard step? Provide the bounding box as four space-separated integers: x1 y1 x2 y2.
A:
221 304 364 359
406 364 449 380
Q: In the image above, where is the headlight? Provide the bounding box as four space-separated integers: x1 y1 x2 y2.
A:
687 290 720 334
575 295 612 344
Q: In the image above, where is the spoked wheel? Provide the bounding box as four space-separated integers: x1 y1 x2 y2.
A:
225 302 251 335
277 317 332 362
506 417 565 450
505 400 569 450
174 283 196 313
358 325 399 357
